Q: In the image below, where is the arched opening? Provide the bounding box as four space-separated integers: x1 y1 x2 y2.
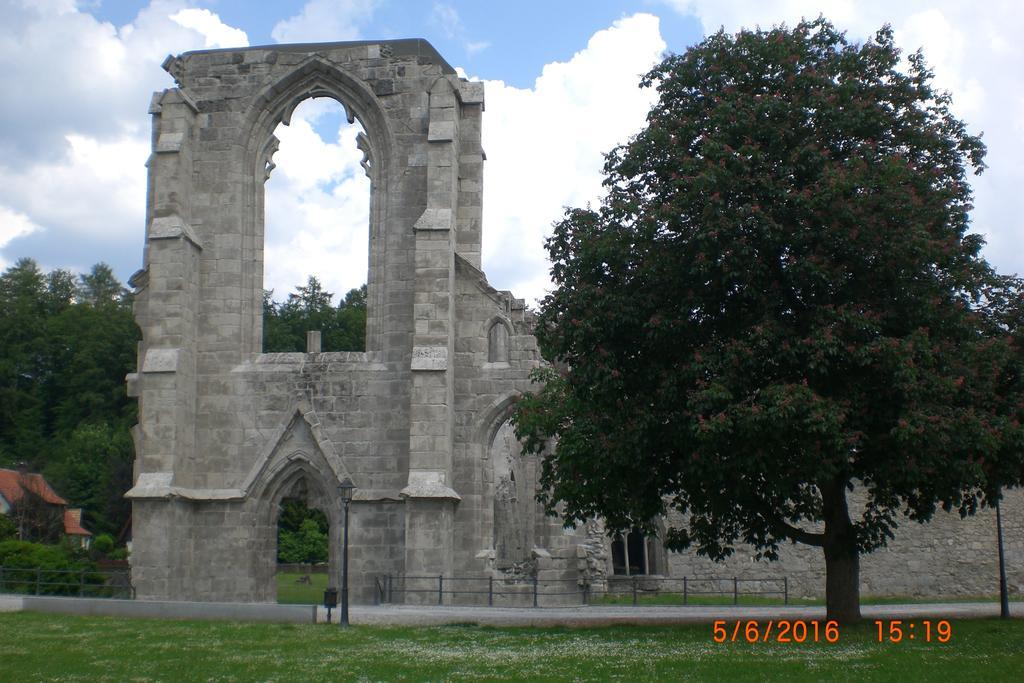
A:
262 97 370 352
490 418 532 572
487 319 510 364
610 526 665 576
255 460 339 605
275 496 330 603
242 60 393 357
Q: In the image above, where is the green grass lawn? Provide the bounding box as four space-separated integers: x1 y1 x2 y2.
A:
276 570 330 604
0 612 1020 681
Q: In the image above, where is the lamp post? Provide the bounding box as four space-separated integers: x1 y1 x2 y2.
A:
338 477 356 627
996 498 1010 619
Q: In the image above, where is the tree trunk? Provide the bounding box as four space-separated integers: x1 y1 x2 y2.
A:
823 540 861 623
821 478 861 623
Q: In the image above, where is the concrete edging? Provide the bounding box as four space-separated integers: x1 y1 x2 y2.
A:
0 594 24 613
18 596 316 623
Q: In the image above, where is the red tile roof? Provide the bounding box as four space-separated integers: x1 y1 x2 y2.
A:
0 470 18 507
0 467 89 537
0 468 67 506
63 508 92 537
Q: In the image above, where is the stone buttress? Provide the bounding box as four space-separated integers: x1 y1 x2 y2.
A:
125 39 585 603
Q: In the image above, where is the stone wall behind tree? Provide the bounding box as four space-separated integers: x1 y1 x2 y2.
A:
663 488 1023 600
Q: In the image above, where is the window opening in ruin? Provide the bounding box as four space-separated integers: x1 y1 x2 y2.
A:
275 497 330 603
262 97 369 353
611 530 658 576
487 320 509 363
491 419 531 571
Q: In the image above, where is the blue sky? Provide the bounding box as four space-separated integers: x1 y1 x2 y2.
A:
1 1 1021 305
88 1 704 87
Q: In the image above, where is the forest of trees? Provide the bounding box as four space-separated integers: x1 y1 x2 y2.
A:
0 258 137 540
263 278 367 353
1 258 364 558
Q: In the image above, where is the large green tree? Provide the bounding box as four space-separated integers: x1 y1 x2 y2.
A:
45 423 134 537
276 499 329 564
263 277 367 353
513 19 1022 622
0 259 53 461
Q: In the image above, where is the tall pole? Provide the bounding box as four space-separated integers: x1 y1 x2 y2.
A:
341 496 351 627
996 499 1010 619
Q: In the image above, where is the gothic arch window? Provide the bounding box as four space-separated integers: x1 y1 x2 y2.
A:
610 529 663 576
261 97 370 353
490 418 528 569
487 319 510 364
242 60 392 356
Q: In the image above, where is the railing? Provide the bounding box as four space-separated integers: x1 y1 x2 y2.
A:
0 566 134 599
277 563 329 574
628 576 789 606
375 574 787 608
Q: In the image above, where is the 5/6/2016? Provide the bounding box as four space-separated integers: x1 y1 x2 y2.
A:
712 620 841 644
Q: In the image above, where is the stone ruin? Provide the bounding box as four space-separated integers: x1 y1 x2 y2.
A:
125 39 589 603
125 38 1020 605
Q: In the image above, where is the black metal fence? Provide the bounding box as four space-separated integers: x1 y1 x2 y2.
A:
277 563 329 574
0 566 134 599
375 574 787 607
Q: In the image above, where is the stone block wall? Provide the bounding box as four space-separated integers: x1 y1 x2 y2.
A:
126 39 582 604
661 487 1024 600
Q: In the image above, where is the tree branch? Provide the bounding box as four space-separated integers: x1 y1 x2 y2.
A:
775 520 825 547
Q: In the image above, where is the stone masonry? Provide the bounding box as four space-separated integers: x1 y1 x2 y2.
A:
664 489 1023 601
125 39 585 603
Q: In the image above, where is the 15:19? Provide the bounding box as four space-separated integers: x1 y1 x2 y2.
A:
874 619 952 643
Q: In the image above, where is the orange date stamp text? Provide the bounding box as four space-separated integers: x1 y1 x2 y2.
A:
712 619 841 644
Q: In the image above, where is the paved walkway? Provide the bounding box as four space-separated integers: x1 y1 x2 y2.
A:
335 601 1021 626
3 593 1018 625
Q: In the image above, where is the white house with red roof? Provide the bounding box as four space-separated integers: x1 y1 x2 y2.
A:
0 465 93 547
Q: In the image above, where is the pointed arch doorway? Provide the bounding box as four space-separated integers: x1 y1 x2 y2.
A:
246 407 355 604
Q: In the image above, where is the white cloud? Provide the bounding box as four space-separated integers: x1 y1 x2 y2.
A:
664 0 859 33
0 205 42 270
0 0 249 277
0 1 251 164
432 2 461 38
0 133 148 242
271 0 378 44
431 2 490 57
264 101 370 302
170 8 249 49
476 13 667 304
663 0 1024 279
